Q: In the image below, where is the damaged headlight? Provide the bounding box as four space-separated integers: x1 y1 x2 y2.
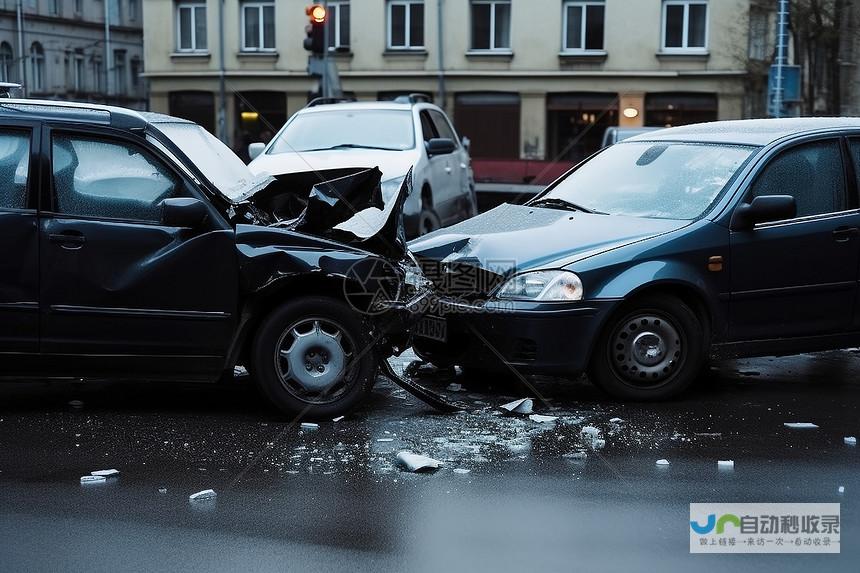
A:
380 174 407 203
495 270 584 301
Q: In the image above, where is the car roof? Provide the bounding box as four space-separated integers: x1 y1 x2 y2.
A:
0 98 152 130
297 101 431 115
629 117 860 146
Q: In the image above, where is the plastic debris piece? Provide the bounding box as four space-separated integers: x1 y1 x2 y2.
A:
332 416 345 422
529 414 558 423
80 475 106 484
453 468 471 474
396 451 443 472
656 459 670 466
91 469 120 477
563 451 588 460
500 398 534 415
377 438 394 442
189 489 217 502
300 422 320 430
718 460 735 469
838 486 845 494
609 417 624 423
581 426 601 437
845 436 857 446
158 487 168 494
783 422 818 429
446 383 463 392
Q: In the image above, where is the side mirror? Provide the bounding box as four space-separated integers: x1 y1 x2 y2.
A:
461 136 471 152
161 197 209 229
426 138 457 156
731 195 796 231
248 142 265 160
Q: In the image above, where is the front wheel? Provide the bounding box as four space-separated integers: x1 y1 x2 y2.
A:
588 295 705 401
251 297 377 419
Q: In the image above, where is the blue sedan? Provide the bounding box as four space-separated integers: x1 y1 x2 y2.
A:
410 118 860 400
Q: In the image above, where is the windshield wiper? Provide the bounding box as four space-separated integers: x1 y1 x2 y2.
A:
530 197 606 215
303 143 401 152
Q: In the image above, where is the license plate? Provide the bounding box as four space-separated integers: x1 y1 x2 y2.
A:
415 316 447 343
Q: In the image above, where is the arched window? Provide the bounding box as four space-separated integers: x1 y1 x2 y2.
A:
0 42 14 83
30 42 45 93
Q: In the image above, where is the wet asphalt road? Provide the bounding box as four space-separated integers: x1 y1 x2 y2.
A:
0 350 858 573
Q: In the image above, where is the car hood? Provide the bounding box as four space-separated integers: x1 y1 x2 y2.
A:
409 203 688 276
248 149 418 182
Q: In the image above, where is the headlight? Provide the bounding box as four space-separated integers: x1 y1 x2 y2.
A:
380 175 407 203
495 270 584 301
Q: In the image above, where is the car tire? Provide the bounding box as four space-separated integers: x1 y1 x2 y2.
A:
418 208 441 235
588 295 705 401
250 296 377 419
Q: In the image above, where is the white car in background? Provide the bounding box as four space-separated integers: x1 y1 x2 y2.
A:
247 96 477 238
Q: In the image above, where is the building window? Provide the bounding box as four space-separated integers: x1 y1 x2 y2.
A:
547 93 617 163
75 0 83 14
748 9 770 61
327 1 350 50
73 51 84 92
114 50 127 94
129 0 138 21
242 1 275 52
645 92 717 127
130 56 141 90
169 91 216 134
562 1 605 52
92 56 102 93
454 92 520 159
470 0 511 51
388 0 424 50
30 42 45 93
50 0 61 15
0 42 14 83
662 0 708 52
177 2 208 52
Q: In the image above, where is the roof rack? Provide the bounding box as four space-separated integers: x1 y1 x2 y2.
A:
392 93 433 104
305 96 358 108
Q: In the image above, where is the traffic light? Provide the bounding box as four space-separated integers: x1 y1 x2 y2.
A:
304 4 326 54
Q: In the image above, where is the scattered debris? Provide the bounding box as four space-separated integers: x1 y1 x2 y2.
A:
609 417 624 423
783 422 818 429
718 460 735 469
80 475 106 484
446 383 463 392
581 426 600 437
845 436 857 446
158 487 168 494
300 422 320 430
694 432 722 438
838 486 845 494
563 451 588 461
453 468 471 474
528 414 558 423
655 459 670 466
189 489 217 502
396 451 443 472
91 469 120 478
376 438 394 442
580 426 605 450
332 416 345 423
501 398 534 415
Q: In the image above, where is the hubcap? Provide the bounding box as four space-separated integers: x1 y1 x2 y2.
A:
274 318 355 403
610 313 682 387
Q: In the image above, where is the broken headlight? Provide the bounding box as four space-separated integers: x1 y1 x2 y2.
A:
380 174 407 203
495 270 584 301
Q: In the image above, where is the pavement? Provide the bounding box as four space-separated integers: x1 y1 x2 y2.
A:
0 350 858 572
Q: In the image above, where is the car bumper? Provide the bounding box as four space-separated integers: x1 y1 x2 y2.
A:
417 298 621 375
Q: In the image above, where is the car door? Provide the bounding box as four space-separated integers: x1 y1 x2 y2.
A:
729 138 860 340
428 109 473 221
419 110 455 222
39 126 239 376
0 120 39 353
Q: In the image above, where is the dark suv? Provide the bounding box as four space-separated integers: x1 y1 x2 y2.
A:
0 100 430 418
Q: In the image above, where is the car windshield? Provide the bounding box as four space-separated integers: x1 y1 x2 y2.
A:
540 142 756 220
268 109 415 154
152 121 274 202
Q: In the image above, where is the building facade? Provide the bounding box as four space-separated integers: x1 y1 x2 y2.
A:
144 0 751 173
0 0 145 108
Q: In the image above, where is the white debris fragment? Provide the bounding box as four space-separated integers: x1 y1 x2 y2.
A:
783 422 818 429
446 383 463 392
158 487 168 494
300 422 320 430
528 414 558 423
717 460 735 469
396 451 443 472
80 475 106 484
377 438 394 442
91 469 120 477
609 417 624 423
332 416 345 423
500 398 534 415
838 486 845 494
581 426 601 437
655 459 670 466
563 451 588 461
845 436 857 446
189 489 217 502
453 468 471 474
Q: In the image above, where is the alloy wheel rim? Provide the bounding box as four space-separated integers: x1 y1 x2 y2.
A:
610 313 683 388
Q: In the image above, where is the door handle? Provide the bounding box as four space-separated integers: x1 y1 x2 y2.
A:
832 226 860 242
49 231 86 249
444 166 453 174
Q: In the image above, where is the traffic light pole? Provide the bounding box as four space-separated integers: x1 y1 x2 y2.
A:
322 0 329 98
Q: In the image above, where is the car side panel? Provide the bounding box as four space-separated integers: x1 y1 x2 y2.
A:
0 211 39 352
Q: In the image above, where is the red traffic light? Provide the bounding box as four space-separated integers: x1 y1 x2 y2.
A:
307 4 326 23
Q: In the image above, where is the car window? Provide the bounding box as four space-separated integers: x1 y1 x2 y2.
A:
0 130 30 210
419 111 437 143
845 139 860 201
428 110 458 144
268 109 416 153
748 140 846 219
52 134 181 223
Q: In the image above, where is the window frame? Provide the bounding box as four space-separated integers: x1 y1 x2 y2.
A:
241 1 276 52
0 124 36 213
661 0 709 54
0 42 14 83
327 0 351 51
561 0 605 53
469 0 512 53
176 2 208 53
30 42 45 93
387 0 425 51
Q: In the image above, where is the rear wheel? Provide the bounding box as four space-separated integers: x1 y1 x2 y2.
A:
251 297 376 419
588 295 705 401
418 208 441 235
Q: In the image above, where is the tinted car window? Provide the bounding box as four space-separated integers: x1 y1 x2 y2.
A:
428 110 458 144
749 140 846 218
0 130 30 210
52 134 180 222
419 111 437 143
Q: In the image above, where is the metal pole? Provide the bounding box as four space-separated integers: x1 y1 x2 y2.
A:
773 0 789 118
322 0 330 98
16 0 26 96
218 0 227 144
104 0 112 99
436 0 446 110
